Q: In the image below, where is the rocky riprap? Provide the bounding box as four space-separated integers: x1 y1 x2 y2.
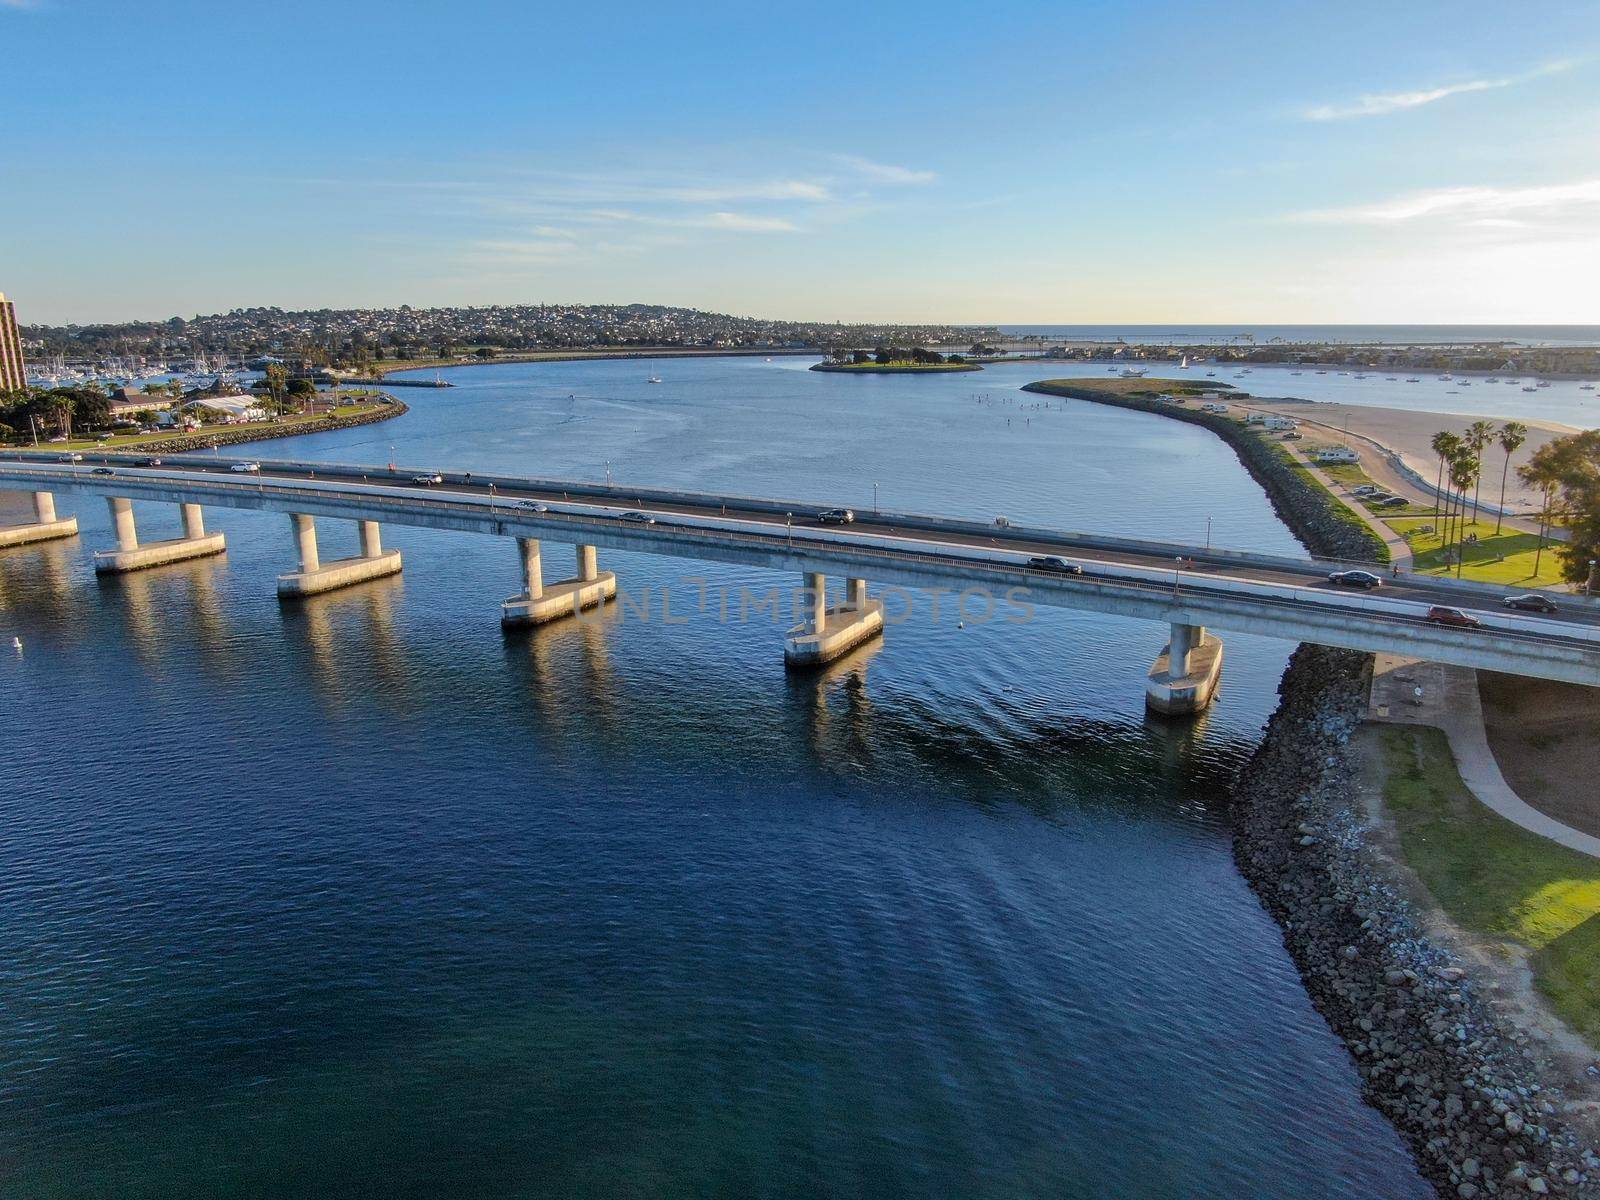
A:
1019 381 1387 564
1234 645 1599 1197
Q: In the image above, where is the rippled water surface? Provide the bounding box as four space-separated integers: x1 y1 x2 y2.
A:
0 358 1429 1197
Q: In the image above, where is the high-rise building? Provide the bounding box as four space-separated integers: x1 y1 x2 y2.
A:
0 292 26 393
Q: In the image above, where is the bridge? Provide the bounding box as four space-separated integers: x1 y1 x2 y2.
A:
3 451 1599 714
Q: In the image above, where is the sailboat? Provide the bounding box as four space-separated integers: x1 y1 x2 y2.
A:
1179 355 1190 369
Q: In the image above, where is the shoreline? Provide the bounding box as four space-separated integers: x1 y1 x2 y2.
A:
809 361 982 374
1032 373 1600 1193
374 347 820 377
1020 378 1389 563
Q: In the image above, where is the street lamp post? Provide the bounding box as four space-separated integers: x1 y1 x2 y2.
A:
873 482 879 515
1205 516 1212 550
786 512 793 547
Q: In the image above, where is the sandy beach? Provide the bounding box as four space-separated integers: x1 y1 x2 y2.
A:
1225 396 1577 514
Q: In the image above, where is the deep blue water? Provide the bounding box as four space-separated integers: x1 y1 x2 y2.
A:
0 357 1430 1198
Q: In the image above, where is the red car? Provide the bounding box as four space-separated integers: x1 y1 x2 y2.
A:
1426 605 1481 629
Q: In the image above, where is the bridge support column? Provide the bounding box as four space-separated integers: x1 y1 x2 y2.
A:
502 539 615 626
94 497 226 574
278 513 403 598
784 572 884 668
0 490 78 548
1146 621 1224 716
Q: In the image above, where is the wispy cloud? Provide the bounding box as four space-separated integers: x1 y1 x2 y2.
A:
1 0 41 9
1291 179 1600 226
1302 60 1575 120
832 155 937 185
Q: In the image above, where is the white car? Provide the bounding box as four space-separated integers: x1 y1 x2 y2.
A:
230 462 261 474
413 473 444 485
58 452 83 463
516 500 549 512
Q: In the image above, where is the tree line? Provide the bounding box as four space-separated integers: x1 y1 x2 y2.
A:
1429 421 1600 589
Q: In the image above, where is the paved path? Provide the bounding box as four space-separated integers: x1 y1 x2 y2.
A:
1281 441 1414 570
1368 653 1600 860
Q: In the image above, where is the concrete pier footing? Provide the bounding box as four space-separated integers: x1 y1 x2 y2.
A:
276 513 402 597
502 572 618 625
93 495 225 573
501 539 615 626
278 550 403 597
1146 623 1224 715
785 575 885 667
0 491 79 548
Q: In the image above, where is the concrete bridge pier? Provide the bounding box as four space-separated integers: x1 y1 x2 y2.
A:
0 490 79 548
784 572 884 668
94 496 226 573
501 539 616 626
277 514 403 597
1146 621 1224 716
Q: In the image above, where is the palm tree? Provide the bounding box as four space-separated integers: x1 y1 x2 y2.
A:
1450 452 1478 577
1465 419 1495 523
1430 430 1458 518
1494 422 1528 534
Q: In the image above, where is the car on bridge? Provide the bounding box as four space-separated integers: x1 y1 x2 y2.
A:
1327 569 1383 590
137 457 162 467
230 462 261 474
515 500 548 513
1503 593 1558 614
58 452 83 463
619 511 656 525
1027 556 1083 575
817 508 855 525
1426 605 1481 629
412 473 444 485
91 467 115 476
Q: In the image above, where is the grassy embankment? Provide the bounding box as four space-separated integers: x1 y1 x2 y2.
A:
1376 725 1600 1043
26 394 389 452
810 360 980 374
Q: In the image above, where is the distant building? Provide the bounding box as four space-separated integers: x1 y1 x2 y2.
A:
0 292 26 393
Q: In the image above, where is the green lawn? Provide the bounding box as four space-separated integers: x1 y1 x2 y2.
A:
1377 725 1600 1043
1388 516 1566 588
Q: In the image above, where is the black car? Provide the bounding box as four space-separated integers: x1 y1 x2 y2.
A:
91 466 115 475
138 457 163 467
817 508 855 525
1027 555 1083 575
1503 593 1558 614
619 511 655 525
1328 569 1383 590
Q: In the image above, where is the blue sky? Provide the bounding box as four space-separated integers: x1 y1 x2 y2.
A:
3 0 1598 325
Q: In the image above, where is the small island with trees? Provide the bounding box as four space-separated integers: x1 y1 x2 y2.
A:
811 344 984 374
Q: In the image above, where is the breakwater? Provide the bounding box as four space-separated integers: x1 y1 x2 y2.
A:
1021 380 1389 563
1234 647 1599 1197
1035 376 1600 1194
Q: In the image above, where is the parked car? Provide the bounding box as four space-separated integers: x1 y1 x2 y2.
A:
138 457 162 467
817 508 855 525
516 500 549 513
1376 496 1409 508
619 511 655 525
230 462 261 473
1350 485 1380 496
1426 605 1481 629
412 473 444 485
91 466 115 475
1327 569 1383 590
1027 555 1084 575
1281 431 1303 440
1503 593 1558 614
